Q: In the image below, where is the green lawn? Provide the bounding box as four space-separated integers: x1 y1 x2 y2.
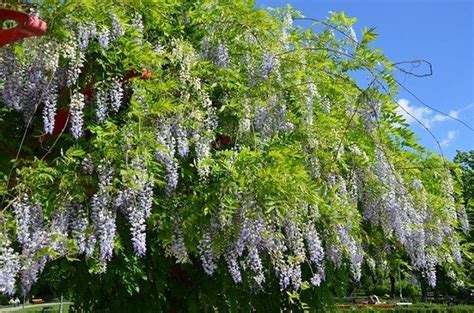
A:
333 303 474 313
0 303 70 313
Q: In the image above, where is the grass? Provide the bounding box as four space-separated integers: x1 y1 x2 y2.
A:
0 303 70 313
333 303 474 312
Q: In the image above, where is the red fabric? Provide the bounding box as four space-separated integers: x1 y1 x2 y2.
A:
52 111 70 136
0 8 47 47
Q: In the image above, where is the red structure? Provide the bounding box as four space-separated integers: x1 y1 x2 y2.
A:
52 110 70 136
124 68 153 81
0 8 47 47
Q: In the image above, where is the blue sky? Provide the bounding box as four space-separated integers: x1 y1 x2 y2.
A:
257 0 474 159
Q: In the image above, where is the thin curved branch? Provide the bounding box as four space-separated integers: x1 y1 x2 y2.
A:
393 59 433 78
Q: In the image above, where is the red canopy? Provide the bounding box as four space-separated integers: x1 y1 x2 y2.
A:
0 8 47 47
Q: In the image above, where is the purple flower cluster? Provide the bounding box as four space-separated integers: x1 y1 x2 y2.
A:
457 207 470 235
198 231 217 276
193 132 213 178
326 244 343 269
62 40 84 88
348 239 363 282
262 50 278 80
304 224 325 286
425 254 437 288
321 96 331 114
280 11 293 51
13 196 50 295
172 120 189 158
360 100 381 133
155 117 192 192
215 42 230 68
131 14 144 45
305 82 316 125
156 120 179 195
265 230 290 290
114 159 154 257
95 89 108 123
361 148 461 287
97 29 111 49
1 41 60 127
284 219 305 259
171 221 188 263
254 97 294 140
90 165 116 269
225 249 242 283
109 78 124 112
218 212 267 286
0 234 20 296
246 219 266 286
75 17 122 49
50 207 70 256
70 91 85 138
0 48 21 111
68 202 89 254
200 36 212 59
91 193 116 268
77 23 97 50
82 157 95 174
110 12 125 41
42 80 59 134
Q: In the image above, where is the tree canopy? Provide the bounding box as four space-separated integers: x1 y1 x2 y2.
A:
0 0 471 311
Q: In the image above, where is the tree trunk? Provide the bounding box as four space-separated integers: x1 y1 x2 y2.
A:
420 276 428 301
389 273 396 299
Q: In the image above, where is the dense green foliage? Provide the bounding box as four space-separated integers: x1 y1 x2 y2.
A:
0 0 471 311
453 150 474 293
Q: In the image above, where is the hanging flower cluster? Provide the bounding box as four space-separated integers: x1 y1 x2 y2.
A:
0 12 127 138
0 233 20 296
115 158 154 257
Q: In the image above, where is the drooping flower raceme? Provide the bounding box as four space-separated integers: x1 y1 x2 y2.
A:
13 196 50 295
69 91 85 138
130 13 144 45
68 202 89 254
97 28 111 49
156 119 179 195
109 77 124 112
95 88 108 123
110 12 125 41
62 39 84 88
198 230 218 276
215 42 230 68
170 221 189 263
304 223 325 286
280 11 293 51
77 22 97 51
90 165 116 270
42 80 59 134
0 234 20 296
172 120 189 158
114 158 154 257
262 50 278 81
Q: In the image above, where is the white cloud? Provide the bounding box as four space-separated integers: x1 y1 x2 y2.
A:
440 130 459 147
396 98 432 127
396 98 459 129
432 110 459 123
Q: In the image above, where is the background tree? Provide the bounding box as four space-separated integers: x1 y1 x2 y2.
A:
454 150 474 297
